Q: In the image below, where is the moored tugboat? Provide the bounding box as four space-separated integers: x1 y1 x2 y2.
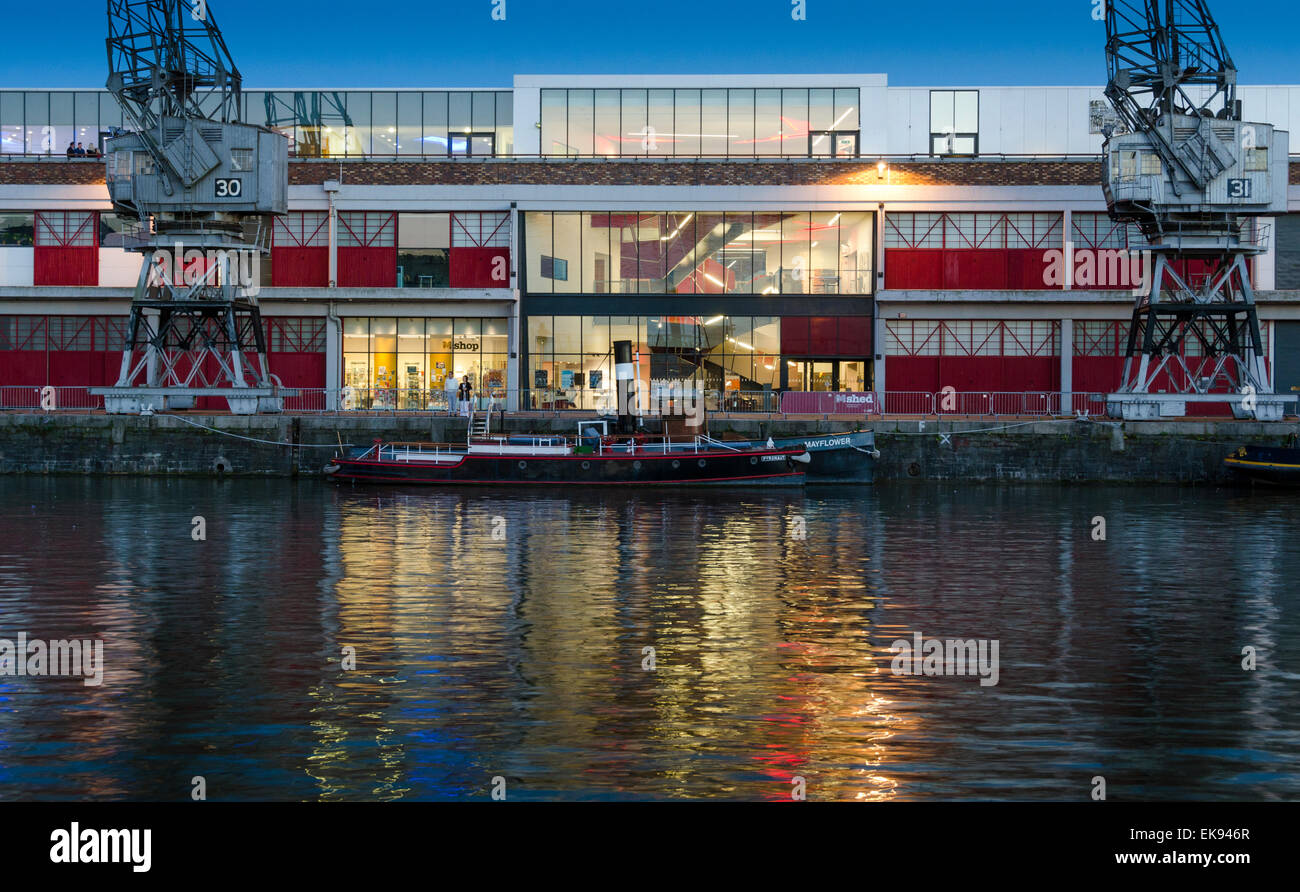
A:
325 421 810 487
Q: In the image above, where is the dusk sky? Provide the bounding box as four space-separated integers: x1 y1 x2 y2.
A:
2 0 1298 88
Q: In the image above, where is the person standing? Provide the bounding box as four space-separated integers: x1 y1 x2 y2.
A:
458 375 473 418
443 372 458 417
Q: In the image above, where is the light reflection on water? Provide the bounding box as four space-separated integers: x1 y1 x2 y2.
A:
0 477 1296 801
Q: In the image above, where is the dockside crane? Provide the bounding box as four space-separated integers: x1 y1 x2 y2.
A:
1102 0 1293 420
94 0 289 415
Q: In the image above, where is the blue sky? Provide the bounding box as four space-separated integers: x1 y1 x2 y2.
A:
3 0 1298 88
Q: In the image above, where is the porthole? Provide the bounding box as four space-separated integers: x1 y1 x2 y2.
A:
672 459 680 469
518 461 527 470
698 459 706 468
581 461 591 470
633 461 642 470
750 457 758 465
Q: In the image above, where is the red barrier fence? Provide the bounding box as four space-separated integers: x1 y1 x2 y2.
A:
779 391 879 415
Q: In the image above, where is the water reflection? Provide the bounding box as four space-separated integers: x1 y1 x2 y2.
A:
0 479 1295 801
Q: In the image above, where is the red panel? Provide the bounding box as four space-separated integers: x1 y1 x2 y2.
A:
838 316 870 355
267 353 326 388
1002 356 1058 391
1072 357 1126 394
937 357 1003 392
34 246 98 286
338 247 397 288
449 247 511 288
780 317 810 354
47 352 93 386
884 249 944 289
271 247 329 287
944 250 1008 289
885 356 940 393
809 317 838 354
0 352 46 385
1007 248 1054 290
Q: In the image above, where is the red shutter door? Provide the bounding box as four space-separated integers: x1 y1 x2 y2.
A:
884 249 944 289
449 247 510 288
272 213 330 287
34 212 99 286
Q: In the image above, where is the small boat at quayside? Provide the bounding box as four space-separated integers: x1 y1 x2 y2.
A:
1223 442 1300 487
325 421 811 487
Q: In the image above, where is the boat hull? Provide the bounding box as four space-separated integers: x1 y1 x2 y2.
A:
729 431 877 483
326 446 807 486
1224 445 1300 486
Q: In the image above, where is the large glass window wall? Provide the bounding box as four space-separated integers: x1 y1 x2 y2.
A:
526 314 783 410
0 90 512 157
540 87 859 157
525 210 874 295
342 316 509 410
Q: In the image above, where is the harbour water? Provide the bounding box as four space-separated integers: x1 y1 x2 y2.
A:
0 478 1296 801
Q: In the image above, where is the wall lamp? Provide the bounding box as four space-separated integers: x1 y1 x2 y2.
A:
876 159 888 179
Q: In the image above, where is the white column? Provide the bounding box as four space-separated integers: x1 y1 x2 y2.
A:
1062 209 1072 292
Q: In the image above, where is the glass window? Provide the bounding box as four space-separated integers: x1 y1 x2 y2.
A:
581 213 612 293
632 213 665 294
449 92 472 136
371 92 396 155
422 91 448 155
551 212 581 292
647 89 673 157
540 89 567 155
495 91 513 156
75 92 99 151
809 88 835 132
696 213 727 291
781 89 808 155
50 92 74 156
810 211 840 293
553 316 581 354
26 92 49 154
472 92 496 132
782 212 811 293
0 212 35 246
721 212 754 293
622 90 646 156
839 212 875 293
663 212 696 293
931 90 979 155
395 92 421 155
525 211 553 294
567 89 594 156
344 92 370 156
755 89 781 156
728 89 755 157
342 318 369 392
834 88 859 133
674 89 701 156
594 89 620 156
397 213 449 288
1 93 23 154
701 89 727 156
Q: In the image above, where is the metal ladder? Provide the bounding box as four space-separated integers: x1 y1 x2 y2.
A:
469 407 490 441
